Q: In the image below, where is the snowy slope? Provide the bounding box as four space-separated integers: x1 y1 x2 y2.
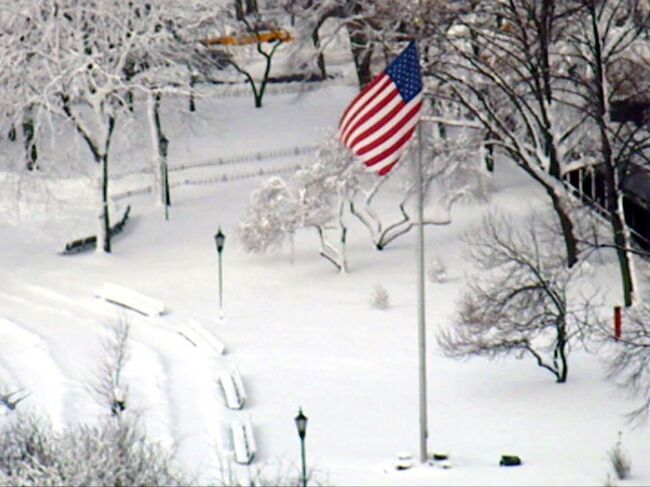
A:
1 82 649 486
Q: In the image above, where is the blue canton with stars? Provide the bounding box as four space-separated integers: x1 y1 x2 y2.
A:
385 41 422 103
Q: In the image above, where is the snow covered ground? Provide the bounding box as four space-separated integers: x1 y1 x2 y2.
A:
1 80 650 486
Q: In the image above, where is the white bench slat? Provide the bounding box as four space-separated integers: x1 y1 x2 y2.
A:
219 371 245 409
184 320 225 355
230 367 247 403
232 417 256 465
95 283 165 317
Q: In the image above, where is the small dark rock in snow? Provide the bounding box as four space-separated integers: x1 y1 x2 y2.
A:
499 455 522 467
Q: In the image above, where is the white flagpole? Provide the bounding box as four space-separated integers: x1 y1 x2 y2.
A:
416 120 428 463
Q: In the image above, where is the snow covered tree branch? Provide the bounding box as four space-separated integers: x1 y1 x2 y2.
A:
439 211 597 383
432 0 587 268
0 0 210 251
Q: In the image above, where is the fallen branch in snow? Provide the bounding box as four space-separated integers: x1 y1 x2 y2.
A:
62 205 131 255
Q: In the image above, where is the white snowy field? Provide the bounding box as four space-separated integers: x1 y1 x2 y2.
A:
1 81 650 486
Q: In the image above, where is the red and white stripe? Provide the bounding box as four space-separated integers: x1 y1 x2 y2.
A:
339 74 423 176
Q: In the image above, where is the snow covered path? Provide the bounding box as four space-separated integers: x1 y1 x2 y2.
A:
0 272 232 481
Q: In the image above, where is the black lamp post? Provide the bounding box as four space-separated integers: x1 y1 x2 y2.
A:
294 408 308 487
214 227 225 318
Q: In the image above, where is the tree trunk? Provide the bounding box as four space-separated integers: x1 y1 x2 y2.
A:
251 40 283 108
311 20 327 80
484 134 494 172
22 108 38 171
60 95 115 253
338 196 348 273
189 72 197 112
245 0 257 15
555 322 568 383
99 151 111 253
590 2 635 306
349 27 373 88
234 0 244 20
147 91 170 208
539 0 561 179
547 186 578 268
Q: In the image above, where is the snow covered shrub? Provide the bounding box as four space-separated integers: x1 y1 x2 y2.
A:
370 283 390 310
438 211 597 383
238 176 299 254
608 432 631 480
427 255 448 283
0 415 56 482
239 137 359 271
0 414 185 486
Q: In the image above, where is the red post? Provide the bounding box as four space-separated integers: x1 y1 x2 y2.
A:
614 306 622 340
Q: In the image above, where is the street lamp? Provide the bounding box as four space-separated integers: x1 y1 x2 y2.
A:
294 408 308 487
214 227 225 319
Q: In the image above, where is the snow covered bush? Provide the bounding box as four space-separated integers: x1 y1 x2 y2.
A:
239 137 359 271
438 211 597 383
0 414 185 486
427 255 448 283
370 283 390 310
238 176 299 254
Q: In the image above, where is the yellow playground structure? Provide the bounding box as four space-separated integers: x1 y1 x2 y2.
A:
201 29 292 47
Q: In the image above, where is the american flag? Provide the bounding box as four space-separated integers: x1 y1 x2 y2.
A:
339 41 423 176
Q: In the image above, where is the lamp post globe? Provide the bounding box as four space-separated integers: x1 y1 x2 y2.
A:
214 227 225 318
214 227 225 253
295 408 308 487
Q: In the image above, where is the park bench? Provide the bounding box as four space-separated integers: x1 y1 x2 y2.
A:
177 320 225 356
231 417 256 465
218 367 247 409
95 282 165 317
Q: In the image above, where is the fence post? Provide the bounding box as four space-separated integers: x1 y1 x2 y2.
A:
614 305 622 340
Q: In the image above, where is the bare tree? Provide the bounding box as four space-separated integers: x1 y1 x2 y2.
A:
564 0 650 306
288 0 446 87
0 0 202 251
92 318 131 418
433 0 585 268
439 211 596 383
350 123 490 250
196 5 289 108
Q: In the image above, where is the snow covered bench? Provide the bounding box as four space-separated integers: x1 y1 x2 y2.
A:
95 283 165 317
231 417 256 465
218 367 247 409
177 320 225 356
